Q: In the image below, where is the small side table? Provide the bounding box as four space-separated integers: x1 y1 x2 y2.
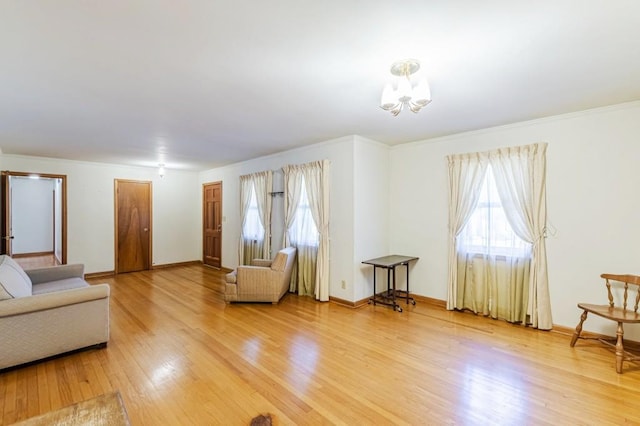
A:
362 255 419 312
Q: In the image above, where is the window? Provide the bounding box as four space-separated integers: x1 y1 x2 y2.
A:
289 178 319 247
242 184 263 241
458 166 530 258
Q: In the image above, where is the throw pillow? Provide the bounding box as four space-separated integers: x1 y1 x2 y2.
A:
0 255 33 300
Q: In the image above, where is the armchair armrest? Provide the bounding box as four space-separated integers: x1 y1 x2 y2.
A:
0 284 109 318
24 264 85 284
250 259 273 268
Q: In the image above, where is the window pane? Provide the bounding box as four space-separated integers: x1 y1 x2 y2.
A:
243 185 264 240
458 167 530 257
289 179 319 247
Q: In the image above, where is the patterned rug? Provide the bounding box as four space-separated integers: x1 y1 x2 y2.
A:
13 391 130 425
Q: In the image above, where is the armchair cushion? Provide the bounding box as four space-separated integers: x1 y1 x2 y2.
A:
251 259 273 268
0 255 33 300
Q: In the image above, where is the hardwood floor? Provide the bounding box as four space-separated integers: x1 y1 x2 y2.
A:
12 254 59 270
1 264 639 425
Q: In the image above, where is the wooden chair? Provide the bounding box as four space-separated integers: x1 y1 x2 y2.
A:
570 273 640 373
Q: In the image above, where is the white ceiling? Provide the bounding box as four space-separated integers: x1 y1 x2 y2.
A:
2 1 640 171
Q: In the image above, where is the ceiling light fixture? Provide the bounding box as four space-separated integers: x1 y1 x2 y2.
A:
380 59 431 116
158 164 166 178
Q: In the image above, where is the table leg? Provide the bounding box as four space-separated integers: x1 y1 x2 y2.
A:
370 266 377 305
404 262 416 306
392 265 401 312
406 262 409 304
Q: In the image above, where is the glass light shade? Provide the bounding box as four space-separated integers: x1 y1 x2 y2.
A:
413 78 431 106
396 76 412 102
380 83 397 109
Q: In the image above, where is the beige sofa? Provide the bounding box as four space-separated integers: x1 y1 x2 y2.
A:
0 255 110 370
225 247 296 304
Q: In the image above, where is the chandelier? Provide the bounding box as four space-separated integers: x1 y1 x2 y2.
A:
380 59 431 116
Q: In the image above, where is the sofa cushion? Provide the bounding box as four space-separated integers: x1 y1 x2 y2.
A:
32 277 90 295
0 255 33 300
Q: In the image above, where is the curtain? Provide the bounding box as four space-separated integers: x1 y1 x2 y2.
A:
489 144 551 329
284 165 304 292
284 160 330 301
303 160 330 301
239 175 254 265
239 171 273 265
447 143 551 329
446 152 488 309
252 170 272 259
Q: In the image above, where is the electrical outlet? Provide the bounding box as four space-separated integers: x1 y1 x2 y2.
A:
341 280 346 289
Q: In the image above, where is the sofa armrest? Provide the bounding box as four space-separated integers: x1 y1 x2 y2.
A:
24 264 85 285
0 284 109 318
250 259 273 268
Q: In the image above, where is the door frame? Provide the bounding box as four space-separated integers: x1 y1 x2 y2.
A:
1 171 67 263
114 179 153 274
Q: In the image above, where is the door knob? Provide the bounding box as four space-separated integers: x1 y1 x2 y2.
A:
143 228 149 232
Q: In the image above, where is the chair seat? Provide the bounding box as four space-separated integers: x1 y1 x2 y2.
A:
577 303 640 323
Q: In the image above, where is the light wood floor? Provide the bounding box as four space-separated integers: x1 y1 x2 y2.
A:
12 254 59 270
1 264 639 425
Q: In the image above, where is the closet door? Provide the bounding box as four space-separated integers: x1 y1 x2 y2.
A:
115 179 152 273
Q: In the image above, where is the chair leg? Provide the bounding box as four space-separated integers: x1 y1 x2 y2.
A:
570 310 588 347
615 322 625 374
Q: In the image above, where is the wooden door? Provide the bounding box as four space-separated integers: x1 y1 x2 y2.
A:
115 180 152 273
203 182 222 268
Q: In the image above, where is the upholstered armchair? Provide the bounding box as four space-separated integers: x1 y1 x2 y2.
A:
224 247 296 304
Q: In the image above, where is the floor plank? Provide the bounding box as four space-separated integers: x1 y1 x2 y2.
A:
1 264 639 425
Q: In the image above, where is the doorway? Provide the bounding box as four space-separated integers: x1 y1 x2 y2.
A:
203 181 222 268
1 171 67 265
114 179 152 274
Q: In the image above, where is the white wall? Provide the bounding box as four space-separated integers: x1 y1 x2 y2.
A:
353 137 390 302
4 100 639 338
389 101 640 339
0 155 201 273
199 136 356 299
11 176 55 254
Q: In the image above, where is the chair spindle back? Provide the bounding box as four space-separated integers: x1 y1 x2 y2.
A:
601 273 640 313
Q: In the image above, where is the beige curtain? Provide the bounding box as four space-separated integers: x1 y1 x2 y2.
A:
253 170 273 259
284 165 303 292
456 252 531 323
447 143 551 329
239 171 273 265
303 160 330 301
489 143 551 329
239 175 254 265
446 153 487 309
283 160 330 301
